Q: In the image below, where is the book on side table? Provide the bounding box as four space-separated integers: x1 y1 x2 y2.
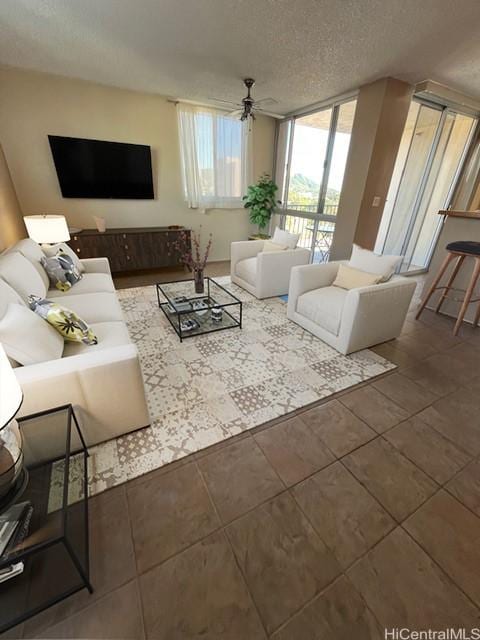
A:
0 501 33 582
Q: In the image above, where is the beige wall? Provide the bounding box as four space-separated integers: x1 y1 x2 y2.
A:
0 144 25 251
330 77 413 259
0 66 276 261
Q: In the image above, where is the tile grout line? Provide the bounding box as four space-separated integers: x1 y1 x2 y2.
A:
194 458 271 640
96 375 480 613
123 485 149 639
399 522 480 616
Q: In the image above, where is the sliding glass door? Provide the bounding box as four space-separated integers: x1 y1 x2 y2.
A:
277 98 357 262
377 100 476 273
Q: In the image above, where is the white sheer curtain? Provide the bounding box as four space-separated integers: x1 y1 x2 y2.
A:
177 104 252 209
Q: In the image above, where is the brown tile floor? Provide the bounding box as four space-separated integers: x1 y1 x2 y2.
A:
6 271 480 639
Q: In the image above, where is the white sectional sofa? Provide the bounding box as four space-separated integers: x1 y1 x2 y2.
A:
0 238 150 447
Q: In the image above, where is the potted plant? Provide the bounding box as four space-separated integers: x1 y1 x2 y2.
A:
243 173 281 237
171 228 213 294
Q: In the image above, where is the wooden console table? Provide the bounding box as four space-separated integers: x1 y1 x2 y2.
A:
68 227 191 273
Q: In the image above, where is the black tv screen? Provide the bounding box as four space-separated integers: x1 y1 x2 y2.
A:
48 135 154 199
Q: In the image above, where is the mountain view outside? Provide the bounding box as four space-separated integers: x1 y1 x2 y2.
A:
288 173 341 213
286 100 356 215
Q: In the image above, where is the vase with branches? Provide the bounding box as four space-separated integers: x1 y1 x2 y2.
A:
172 228 213 294
243 173 281 236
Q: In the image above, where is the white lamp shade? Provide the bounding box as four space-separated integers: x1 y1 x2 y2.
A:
0 344 22 429
24 215 70 244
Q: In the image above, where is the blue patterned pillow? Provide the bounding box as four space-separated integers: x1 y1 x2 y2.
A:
41 250 83 292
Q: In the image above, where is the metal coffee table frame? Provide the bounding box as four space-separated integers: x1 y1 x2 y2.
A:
156 277 242 342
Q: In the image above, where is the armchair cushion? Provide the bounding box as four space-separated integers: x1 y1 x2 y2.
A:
262 240 288 252
297 286 347 336
333 264 381 290
235 256 257 285
272 227 300 249
349 244 401 282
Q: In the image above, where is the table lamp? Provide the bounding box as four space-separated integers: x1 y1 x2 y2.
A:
0 344 26 510
24 215 70 244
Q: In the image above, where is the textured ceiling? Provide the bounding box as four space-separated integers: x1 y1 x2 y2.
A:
1 0 480 114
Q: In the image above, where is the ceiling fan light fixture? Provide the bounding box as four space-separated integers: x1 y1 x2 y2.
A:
213 77 280 121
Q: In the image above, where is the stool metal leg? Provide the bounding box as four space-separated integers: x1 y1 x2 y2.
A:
454 257 480 336
435 254 465 314
416 252 456 320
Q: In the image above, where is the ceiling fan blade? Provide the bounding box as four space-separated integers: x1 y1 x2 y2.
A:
254 97 278 107
210 98 242 107
228 109 243 118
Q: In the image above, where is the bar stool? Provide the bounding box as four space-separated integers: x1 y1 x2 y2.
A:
416 241 480 335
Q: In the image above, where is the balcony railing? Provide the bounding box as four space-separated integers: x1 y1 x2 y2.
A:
281 214 335 264
285 203 339 216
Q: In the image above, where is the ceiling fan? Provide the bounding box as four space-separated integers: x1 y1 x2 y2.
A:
210 78 282 120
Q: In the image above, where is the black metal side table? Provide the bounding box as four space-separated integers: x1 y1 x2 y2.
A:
0 404 92 633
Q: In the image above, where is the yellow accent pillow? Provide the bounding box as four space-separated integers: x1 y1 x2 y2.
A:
262 240 288 253
333 264 382 290
29 296 98 345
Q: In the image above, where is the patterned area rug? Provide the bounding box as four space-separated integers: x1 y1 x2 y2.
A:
74 278 395 496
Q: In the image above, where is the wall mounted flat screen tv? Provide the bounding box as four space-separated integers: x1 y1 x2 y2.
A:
48 135 154 199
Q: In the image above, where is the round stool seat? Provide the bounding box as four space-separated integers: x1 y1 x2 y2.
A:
446 241 480 256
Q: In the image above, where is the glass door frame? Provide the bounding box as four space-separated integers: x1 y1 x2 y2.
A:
380 97 478 275
278 95 357 260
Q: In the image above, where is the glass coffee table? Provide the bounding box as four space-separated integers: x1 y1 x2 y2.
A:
156 277 242 341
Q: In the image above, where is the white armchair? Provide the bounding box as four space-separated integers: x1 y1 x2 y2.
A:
287 261 416 354
231 240 311 299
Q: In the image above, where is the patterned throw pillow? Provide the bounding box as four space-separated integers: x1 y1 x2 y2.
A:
41 250 83 292
29 296 98 345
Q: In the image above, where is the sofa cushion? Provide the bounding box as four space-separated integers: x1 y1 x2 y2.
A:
7 238 50 291
63 321 131 357
349 244 402 282
47 291 124 324
0 279 26 320
272 226 299 250
297 286 347 336
43 242 85 273
0 252 47 301
11 238 45 263
235 256 257 285
47 273 115 297
0 302 64 365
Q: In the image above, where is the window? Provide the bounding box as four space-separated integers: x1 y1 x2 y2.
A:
376 99 476 273
177 104 252 209
275 97 357 262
